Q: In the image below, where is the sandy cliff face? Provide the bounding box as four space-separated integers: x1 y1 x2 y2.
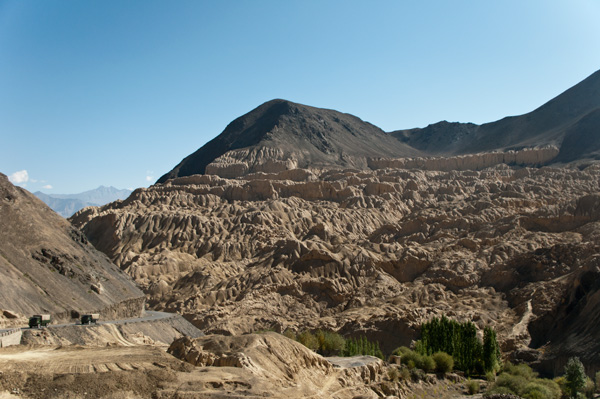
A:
72 161 600 374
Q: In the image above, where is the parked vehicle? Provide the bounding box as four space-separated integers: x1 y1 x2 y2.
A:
29 314 51 328
80 313 100 325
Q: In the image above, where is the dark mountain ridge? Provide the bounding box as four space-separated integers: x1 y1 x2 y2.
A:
160 69 600 182
157 99 422 182
393 69 600 161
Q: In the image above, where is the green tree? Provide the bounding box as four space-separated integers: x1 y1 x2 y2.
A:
483 326 501 373
564 357 586 399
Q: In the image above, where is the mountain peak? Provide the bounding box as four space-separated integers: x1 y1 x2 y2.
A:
157 100 420 182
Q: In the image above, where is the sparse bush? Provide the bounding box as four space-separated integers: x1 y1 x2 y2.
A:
392 346 412 356
388 367 400 382
297 331 318 351
491 373 528 396
432 351 454 373
504 362 538 380
595 371 600 393
486 371 497 382
399 366 410 381
398 348 423 368
583 377 595 399
421 355 436 373
283 329 296 340
488 365 560 399
315 330 345 356
410 367 426 382
521 380 561 399
467 379 480 395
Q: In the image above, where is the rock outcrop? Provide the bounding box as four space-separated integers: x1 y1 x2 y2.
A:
0 173 144 327
168 332 388 398
73 162 600 374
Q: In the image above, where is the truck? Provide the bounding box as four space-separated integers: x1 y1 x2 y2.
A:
29 314 51 328
80 313 100 325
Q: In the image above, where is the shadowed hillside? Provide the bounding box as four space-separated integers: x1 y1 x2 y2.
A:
158 99 421 182
392 69 600 161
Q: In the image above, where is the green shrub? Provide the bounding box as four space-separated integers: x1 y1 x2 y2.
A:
400 349 423 368
432 351 454 373
504 362 538 380
297 331 318 351
315 330 345 356
283 329 296 340
595 371 600 393
493 373 528 395
392 346 412 356
521 380 561 399
488 370 561 399
421 355 436 373
466 379 480 395
583 378 595 399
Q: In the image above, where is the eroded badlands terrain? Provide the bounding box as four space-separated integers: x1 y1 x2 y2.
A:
72 161 600 376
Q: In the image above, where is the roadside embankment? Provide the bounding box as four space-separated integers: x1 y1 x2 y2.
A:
21 313 202 347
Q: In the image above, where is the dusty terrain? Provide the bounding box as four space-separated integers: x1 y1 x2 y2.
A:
72 160 600 375
0 332 474 399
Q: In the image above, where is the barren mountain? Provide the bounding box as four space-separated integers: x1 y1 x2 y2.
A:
72 161 600 376
0 173 144 327
157 99 422 182
392 68 600 162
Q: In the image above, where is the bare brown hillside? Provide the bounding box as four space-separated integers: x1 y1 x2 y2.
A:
0 173 144 327
72 161 600 376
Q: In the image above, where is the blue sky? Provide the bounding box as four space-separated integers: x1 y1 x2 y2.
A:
1 1 599 193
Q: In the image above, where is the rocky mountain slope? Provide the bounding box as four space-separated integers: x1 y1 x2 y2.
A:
72 161 600 376
159 69 599 184
157 99 422 182
392 68 600 162
0 173 144 327
35 186 133 217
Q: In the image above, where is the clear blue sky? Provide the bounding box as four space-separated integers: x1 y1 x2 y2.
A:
1 1 599 193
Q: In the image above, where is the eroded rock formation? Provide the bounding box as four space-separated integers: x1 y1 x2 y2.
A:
72 162 600 374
